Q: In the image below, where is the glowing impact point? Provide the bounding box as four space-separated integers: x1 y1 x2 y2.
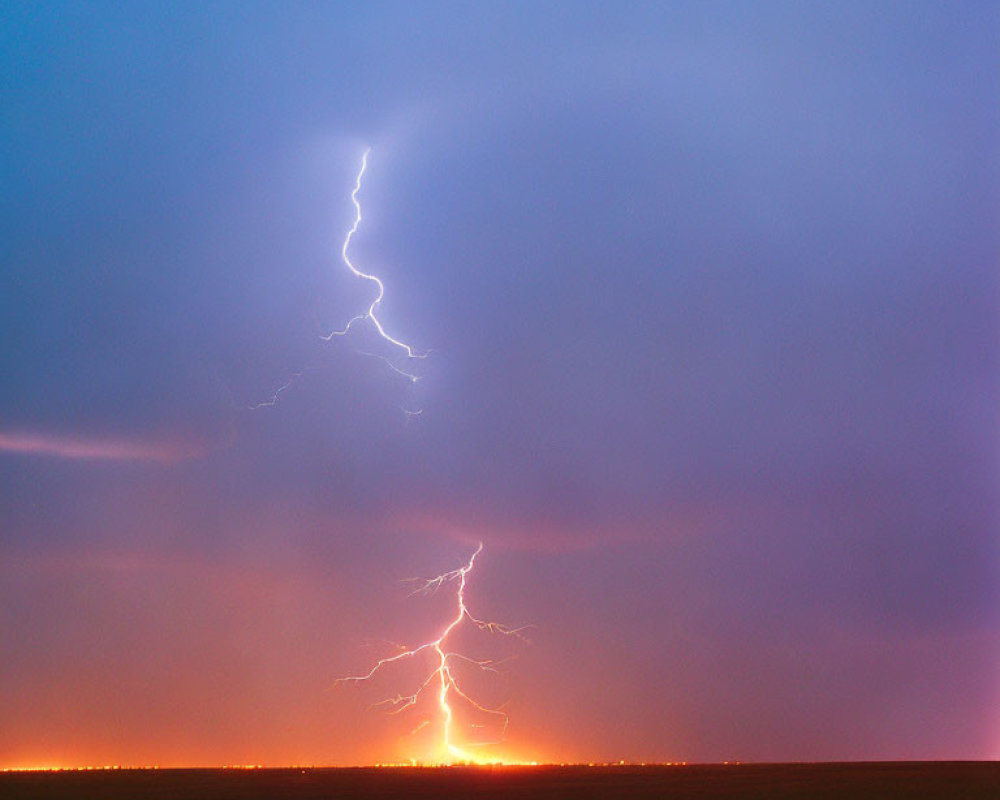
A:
336 543 529 764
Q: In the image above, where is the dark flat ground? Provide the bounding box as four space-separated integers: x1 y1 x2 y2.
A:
2 762 998 799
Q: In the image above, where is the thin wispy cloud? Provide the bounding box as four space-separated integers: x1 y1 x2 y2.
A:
0 430 212 463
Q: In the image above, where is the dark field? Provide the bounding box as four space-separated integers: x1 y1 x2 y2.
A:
3 762 997 799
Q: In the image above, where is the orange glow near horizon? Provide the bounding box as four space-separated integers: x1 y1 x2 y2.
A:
3 760 706 772
336 543 530 765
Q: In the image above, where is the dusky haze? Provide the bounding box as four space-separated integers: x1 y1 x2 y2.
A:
1 1 998 766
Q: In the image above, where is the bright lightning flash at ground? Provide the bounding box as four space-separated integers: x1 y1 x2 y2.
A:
337 544 529 764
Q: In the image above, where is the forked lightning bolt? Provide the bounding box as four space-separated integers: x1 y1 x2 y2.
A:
322 148 426 381
336 543 529 763
249 148 423 409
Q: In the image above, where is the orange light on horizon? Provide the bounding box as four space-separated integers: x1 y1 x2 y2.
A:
336 543 530 766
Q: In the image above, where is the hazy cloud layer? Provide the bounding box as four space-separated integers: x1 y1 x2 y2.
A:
1 1 997 765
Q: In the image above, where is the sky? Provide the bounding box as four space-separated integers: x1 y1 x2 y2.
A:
1 1 998 767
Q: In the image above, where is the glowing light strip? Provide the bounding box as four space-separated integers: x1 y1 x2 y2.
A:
0 430 206 462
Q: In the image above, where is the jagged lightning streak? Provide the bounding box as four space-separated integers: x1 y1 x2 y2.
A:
247 366 309 410
336 543 528 764
322 148 426 379
248 148 424 410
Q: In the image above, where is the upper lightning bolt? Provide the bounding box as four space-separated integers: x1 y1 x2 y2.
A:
248 148 425 409
323 149 426 371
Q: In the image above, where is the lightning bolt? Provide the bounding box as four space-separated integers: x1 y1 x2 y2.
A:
249 147 425 409
246 366 309 410
336 543 529 764
322 148 426 380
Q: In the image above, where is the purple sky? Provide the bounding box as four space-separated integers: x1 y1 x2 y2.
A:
1 2 998 766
